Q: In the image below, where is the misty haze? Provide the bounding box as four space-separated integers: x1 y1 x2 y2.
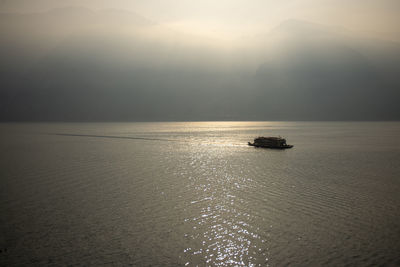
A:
1 4 400 121
1 1 400 266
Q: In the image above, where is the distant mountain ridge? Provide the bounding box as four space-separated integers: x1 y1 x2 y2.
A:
0 9 399 121
254 19 400 120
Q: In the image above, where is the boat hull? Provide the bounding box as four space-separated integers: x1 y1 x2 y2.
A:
248 142 293 149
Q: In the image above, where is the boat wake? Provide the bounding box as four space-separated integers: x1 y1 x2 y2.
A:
50 133 182 142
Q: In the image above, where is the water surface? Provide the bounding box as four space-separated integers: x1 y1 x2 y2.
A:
1 122 399 266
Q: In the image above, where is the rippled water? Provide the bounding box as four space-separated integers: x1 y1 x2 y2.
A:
1 122 400 266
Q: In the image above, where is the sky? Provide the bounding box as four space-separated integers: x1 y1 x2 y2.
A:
0 1 399 121
1 0 400 41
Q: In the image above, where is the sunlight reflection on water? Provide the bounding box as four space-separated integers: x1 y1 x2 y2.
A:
181 143 270 266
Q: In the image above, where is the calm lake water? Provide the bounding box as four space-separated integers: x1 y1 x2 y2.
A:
1 122 400 266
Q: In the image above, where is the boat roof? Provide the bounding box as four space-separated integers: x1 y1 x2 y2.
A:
255 136 285 141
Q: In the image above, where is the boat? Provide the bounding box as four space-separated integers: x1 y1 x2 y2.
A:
248 136 293 149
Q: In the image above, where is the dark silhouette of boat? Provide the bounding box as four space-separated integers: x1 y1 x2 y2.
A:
248 136 293 149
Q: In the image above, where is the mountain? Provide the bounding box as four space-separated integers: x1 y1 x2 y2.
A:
0 12 399 121
253 19 400 120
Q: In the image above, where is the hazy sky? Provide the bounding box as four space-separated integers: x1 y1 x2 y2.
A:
1 0 400 41
0 1 399 121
